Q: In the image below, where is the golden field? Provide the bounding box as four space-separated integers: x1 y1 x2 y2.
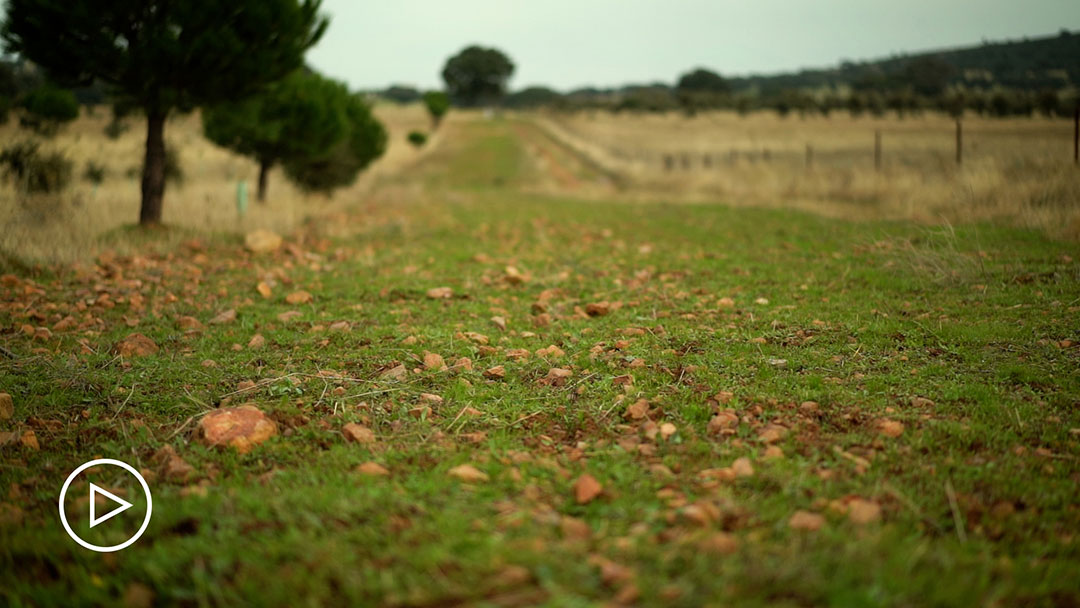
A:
535 111 1080 237
3 106 1078 267
0 103 436 265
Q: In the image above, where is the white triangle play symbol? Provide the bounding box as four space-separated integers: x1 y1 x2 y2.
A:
89 483 134 528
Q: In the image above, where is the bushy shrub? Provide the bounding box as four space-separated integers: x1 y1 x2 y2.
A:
284 93 386 194
283 141 359 193
422 91 450 127
0 140 73 193
407 130 428 147
19 86 79 135
163 146 183 185
83 161 106 185
104 117 129 139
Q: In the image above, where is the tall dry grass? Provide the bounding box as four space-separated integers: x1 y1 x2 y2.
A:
535 111 1080 238
0 103 436 265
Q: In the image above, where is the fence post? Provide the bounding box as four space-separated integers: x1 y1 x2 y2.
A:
955 119 962 167
1074 106 1078 165
874 130 882 172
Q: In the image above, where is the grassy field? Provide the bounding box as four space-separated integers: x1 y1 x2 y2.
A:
538 111 1080 239
1 115 1079 606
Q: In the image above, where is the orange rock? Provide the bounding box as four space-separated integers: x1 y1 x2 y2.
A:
210 309 237 324
585 302 610 317
116 333 158 357
708 410 739 433
545 367 573 386
19 430 39 450
574 473 603 504
356 461 390 477
0 393 12 420
536 344 566 358
199 404 277 453
877 419 904 438
285 290 313 305
789 510 825 531
423 351 446 371
847 498 882 524
700 532 739 555
244 230 282 253
342 423 376 444
732 457 755 478
624 398 649 420
177 316 205 331
448 464 489 482
155 445 195 482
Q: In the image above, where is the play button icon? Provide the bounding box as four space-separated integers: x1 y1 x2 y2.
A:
59 458 153 553
89 483 134 528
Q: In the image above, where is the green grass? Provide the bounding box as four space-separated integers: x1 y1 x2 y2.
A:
2 117 1079 606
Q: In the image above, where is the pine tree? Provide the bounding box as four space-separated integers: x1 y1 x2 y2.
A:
203 70 349 202
2 0 327 225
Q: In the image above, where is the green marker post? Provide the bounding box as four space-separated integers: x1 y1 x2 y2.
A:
236 180 248 218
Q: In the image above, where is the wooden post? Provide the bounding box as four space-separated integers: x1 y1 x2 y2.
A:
663 154 674 172
874 130 882 172
1074 106 1079 165
955 119 962 166
805 143 813 169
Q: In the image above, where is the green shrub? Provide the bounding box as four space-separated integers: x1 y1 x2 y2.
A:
422 91 450 127
163 146 183 185
0 140 73 193
407 130 428 147
104 117 129 139
83 161 106 185
283 141 360 194
283 93 386 194
19 86 79 135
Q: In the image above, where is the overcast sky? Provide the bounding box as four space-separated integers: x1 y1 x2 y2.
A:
306 0 1080 91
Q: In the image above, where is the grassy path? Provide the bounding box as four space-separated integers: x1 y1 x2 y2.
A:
2 117 1079 606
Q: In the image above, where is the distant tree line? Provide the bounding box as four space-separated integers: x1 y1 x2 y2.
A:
502 56 1078 119
374 32 1079 120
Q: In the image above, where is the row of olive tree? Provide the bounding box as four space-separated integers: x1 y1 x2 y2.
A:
1 0 386 226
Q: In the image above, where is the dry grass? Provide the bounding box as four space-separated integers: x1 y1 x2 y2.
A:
0 103 437 265
534 111 1080 238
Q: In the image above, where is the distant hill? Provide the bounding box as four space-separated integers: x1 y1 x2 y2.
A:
562 29 1080 98
727 29 1080 94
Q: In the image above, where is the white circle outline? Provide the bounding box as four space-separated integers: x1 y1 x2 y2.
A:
58 458 153 553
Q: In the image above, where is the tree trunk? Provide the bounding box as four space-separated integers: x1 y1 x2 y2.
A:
139 109 167 226
257 160 270 203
